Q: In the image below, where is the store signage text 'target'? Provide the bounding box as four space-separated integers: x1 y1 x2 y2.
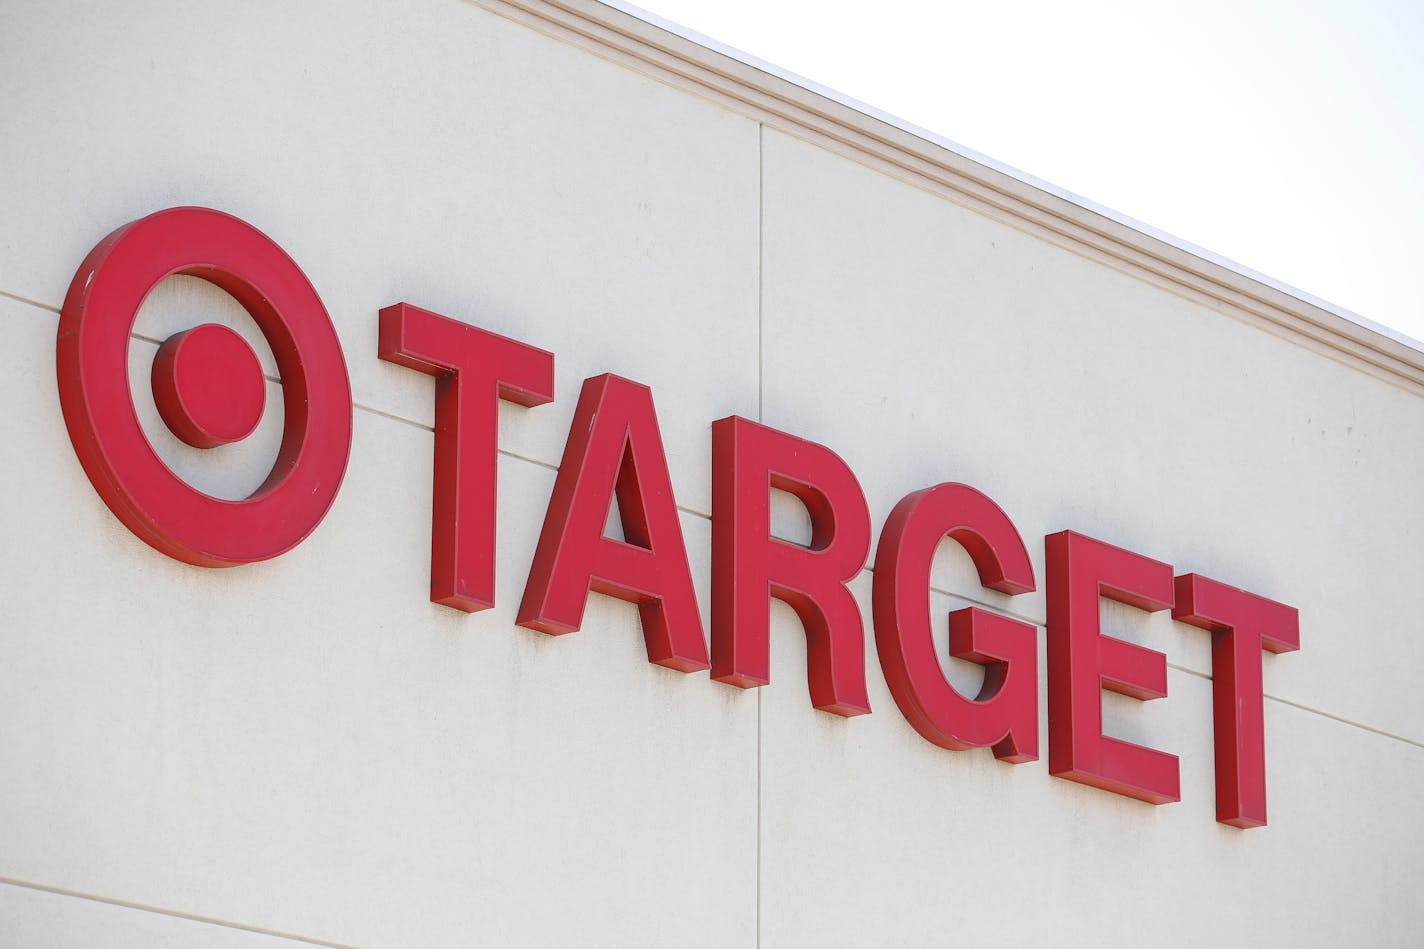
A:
57 207 1300 829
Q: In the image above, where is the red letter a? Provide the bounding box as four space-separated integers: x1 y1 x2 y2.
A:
518 374 709 673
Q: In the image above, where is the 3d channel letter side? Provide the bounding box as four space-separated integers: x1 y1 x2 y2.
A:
1046 530 1179 805
873 483 1038 761
1173 573 1299 828
710 416 872 716
518 374 709 673
57 206 352 566
379 302 555 612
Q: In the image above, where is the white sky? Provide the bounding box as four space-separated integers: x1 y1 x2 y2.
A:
632 0 1424 342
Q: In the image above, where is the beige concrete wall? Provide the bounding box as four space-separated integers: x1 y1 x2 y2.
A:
2 1 1420 946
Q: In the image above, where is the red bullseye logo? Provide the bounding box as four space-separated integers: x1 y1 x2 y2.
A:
56 207 353 566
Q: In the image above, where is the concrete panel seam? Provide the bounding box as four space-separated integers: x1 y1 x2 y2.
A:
757 121 764 429
130 330 285 387
21 286 1422 750
1150 663 1424 750
355 404 719 518
756 119 764 949
756 686 762 949
466 0 1424 399
1166 661 1210 682
352 399 434 433
0 876 366 949
1261 695 1424 750
15 308 718 517
0 287 60 315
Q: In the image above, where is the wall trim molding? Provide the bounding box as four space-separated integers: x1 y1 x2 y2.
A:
470 0 1424 398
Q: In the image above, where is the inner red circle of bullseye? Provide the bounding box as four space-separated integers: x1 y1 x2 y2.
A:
152 323 266 448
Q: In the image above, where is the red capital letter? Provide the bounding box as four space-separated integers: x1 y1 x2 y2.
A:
873 483 1038 761
378 303 554 612
711 417 871 716
1046 530 1179 804
518 375 709 673
1173 574 1299 828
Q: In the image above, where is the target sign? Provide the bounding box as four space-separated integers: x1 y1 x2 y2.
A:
51 206 1300 829
56 207 352 566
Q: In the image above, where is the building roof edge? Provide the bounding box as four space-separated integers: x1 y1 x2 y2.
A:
472 0 1424 395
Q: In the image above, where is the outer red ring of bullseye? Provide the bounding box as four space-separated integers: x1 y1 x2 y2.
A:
56 207 353 567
